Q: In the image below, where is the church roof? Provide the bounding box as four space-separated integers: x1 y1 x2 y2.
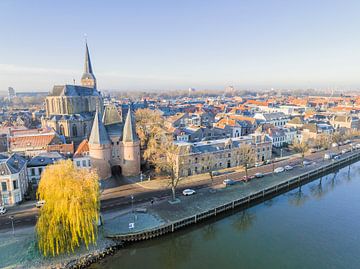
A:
122 108 138 143
89 110 111 145
49 85 100 97
103 103 122 126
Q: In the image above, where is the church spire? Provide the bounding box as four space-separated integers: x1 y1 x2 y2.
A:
81 42 97 89
84 42 93 74
123 106 138 143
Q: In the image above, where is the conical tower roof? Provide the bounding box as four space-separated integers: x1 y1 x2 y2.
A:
123 107 138 143
89 109 111 145
81 43 96 81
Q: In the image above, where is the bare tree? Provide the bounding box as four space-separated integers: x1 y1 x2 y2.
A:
331 132 343 150
237 143 256 178
157 137 182 201
291 139 309 166
314 134 331 150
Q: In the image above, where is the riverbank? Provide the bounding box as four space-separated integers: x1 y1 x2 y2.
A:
0 225 125 269
90 161 360 269
105 149 360 241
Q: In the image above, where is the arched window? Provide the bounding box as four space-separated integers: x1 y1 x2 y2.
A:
59 124 65 135
72 124 78 137
84 98 89 111
83 123 87 136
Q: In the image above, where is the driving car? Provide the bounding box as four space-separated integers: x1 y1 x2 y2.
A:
182 189 196 196
284 165 293 171
0 206 6 215
303 160 311 166
255 172 264 178
223 179 236 186
274 167 285 173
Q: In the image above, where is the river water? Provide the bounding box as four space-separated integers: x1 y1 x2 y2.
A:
91 162 360 269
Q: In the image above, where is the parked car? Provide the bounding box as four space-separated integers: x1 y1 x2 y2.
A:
356 144 360 149
35 200 46 208
341 149 349 154
182 189 196 196
265 160 272 165
332 143 338 148
303 160 311 166
324 153 332 160
309 148 316 153
274 167 285 173
223 179 236 186
0 206 6 215
211 171 220 176
242 175 255 182
255 172 264 178
284 165 293 171
333 155 341 160
255 162 263 167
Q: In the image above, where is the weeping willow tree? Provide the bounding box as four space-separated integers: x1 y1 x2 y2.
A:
36 160 100 256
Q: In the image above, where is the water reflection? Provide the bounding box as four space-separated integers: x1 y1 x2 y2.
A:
202 223 218 241
232 210 256 232
160 234 193 269
288 186 309 206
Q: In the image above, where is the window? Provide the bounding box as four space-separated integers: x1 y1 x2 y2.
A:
76 161 81 167
2 194 9 205
82 160 87 167
59 124 65 135
13 180 18 190
83 123 87 135
38 167 43 175
88 160 91 166
72 124 78 137
31 168 35 176
228 153 231 158
1 182 7 192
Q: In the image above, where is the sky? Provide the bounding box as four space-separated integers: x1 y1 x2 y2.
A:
0 0 359 92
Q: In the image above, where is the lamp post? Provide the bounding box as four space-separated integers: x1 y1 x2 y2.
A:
131 195 134 214
280 148 283 158
9 215 14 235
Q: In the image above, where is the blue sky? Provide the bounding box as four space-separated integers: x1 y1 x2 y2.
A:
0 0 359 91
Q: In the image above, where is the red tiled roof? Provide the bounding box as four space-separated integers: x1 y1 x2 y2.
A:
73 139 89 157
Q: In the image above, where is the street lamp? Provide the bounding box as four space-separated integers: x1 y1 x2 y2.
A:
280 148 283 158
131 195 134 214
9 215 14 235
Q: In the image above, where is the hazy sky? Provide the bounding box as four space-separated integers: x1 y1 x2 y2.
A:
0 0 359 91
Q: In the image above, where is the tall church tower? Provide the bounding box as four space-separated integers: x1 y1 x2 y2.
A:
81 42 97 89
121 107 141 176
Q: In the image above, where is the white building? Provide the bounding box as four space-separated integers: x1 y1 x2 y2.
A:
254 112 290 127
0 154 27 206
27 152 64 185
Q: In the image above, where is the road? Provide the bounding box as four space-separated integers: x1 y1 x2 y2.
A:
0 142 356 231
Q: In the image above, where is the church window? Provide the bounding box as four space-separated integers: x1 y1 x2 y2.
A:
83 123 87 135
72 124 78 137
59 124 65 135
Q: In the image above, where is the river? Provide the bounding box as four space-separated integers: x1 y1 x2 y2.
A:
90 162 360 269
